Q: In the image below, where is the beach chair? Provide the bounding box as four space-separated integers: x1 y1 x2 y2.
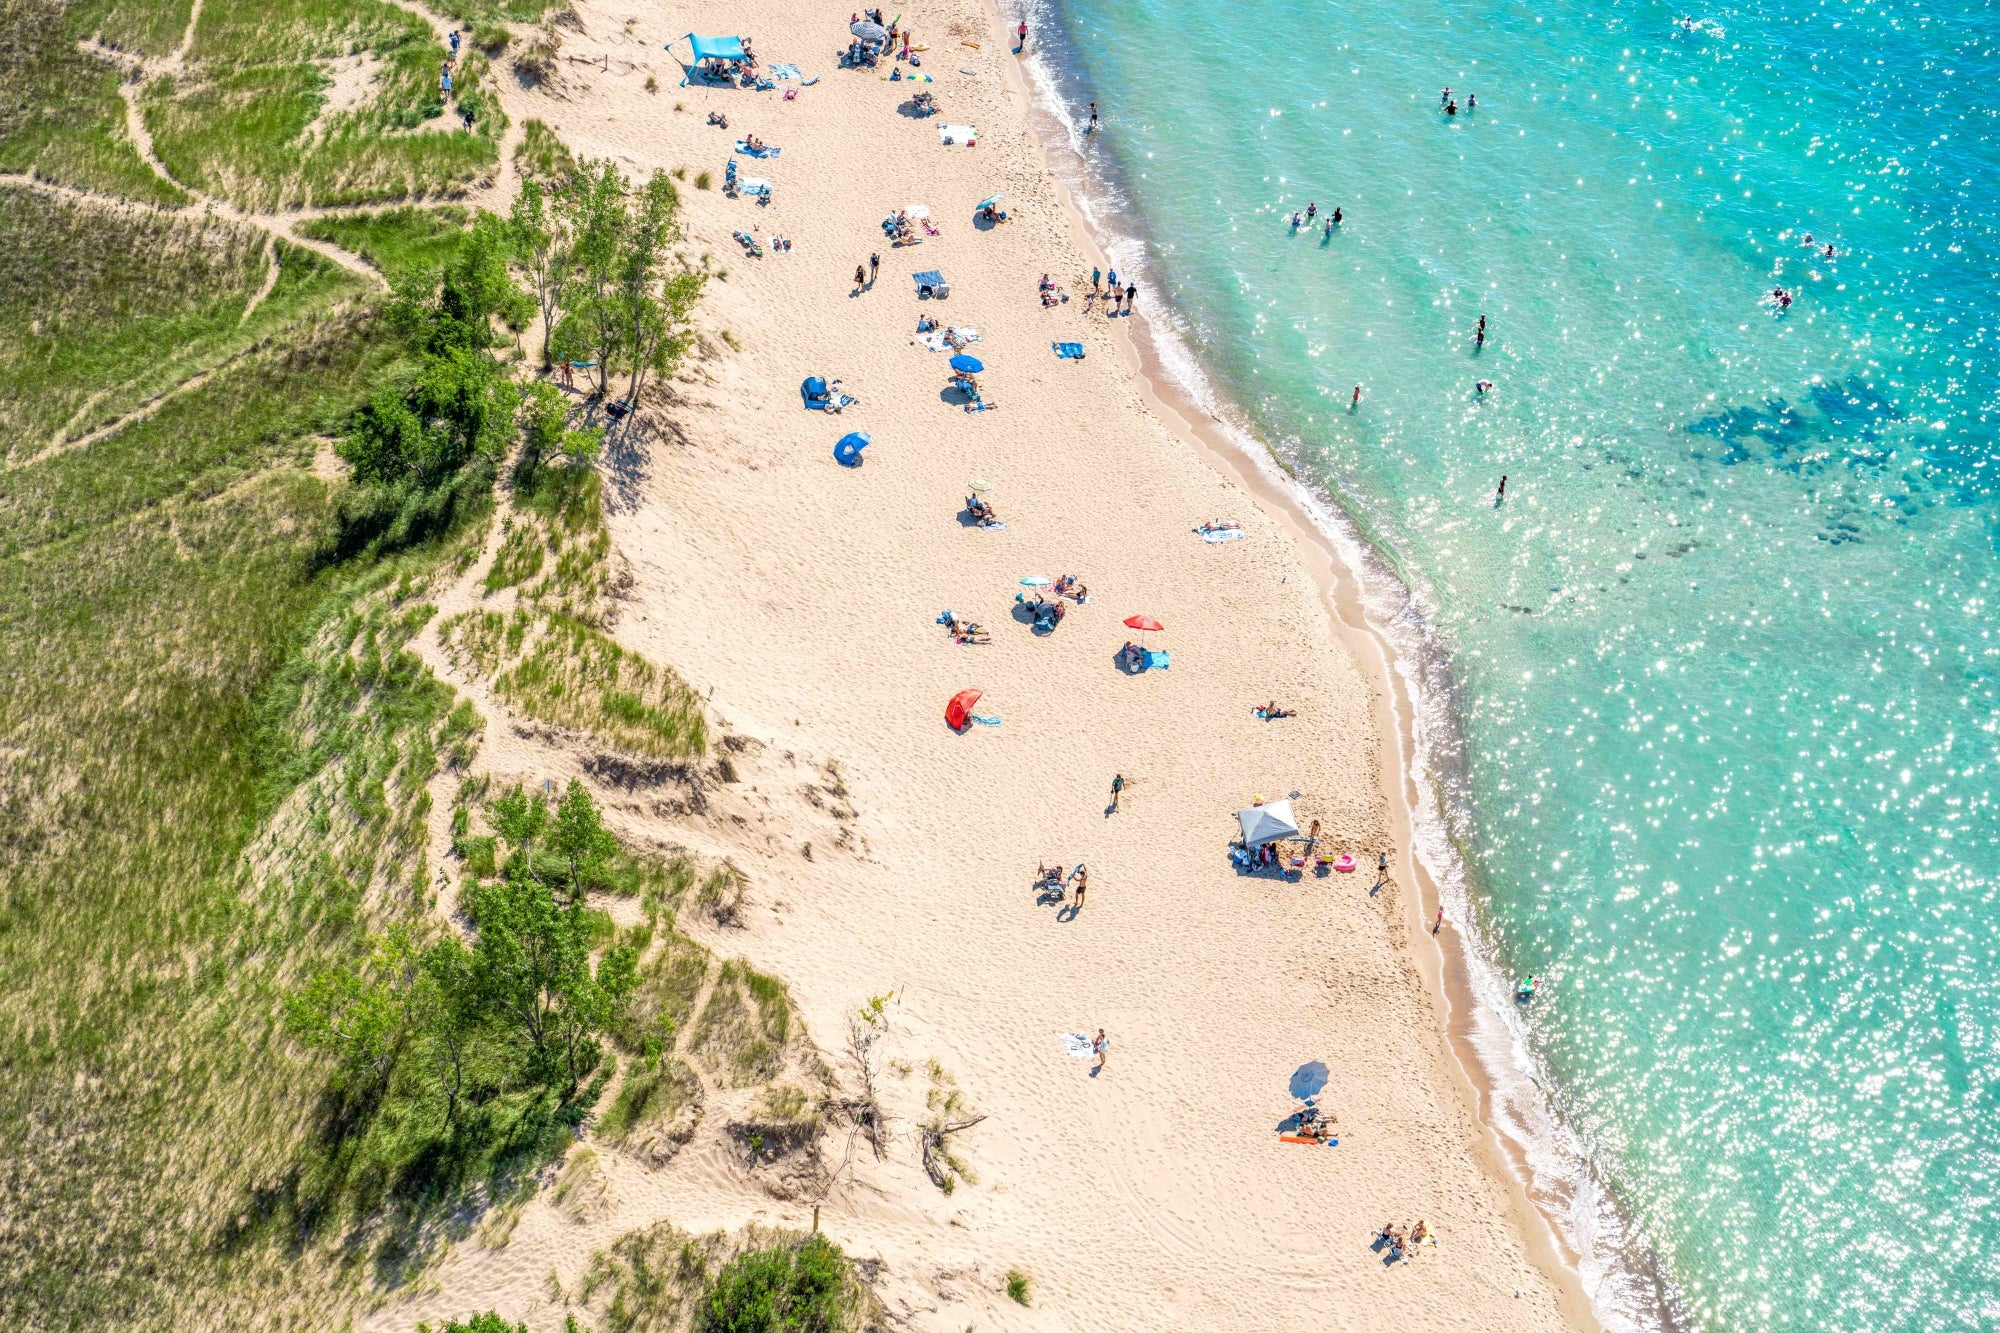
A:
913 269 949 299
801 376 830 410
1142 649 1171 671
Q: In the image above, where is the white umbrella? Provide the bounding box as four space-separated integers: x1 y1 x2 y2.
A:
851 20 887 40
1237 800 1300 847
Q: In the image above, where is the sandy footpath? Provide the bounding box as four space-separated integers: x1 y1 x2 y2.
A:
369 1 1588 1328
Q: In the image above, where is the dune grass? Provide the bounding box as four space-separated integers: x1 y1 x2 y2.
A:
138 0 504 211
0 184 360 446
296 203 475 284
0 1 189 204
0 293 496 1327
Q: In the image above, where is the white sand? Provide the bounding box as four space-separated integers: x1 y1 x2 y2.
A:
368 1 1594 1328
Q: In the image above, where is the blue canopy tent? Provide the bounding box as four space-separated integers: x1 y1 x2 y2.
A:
833 431 871 466
670 32 749 85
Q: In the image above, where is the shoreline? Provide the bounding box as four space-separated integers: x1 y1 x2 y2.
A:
988 7 1621 1327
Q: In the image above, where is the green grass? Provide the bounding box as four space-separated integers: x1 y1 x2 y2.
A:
482 519 545 592
1005 1269 1032 1306
0 1 190 204
69 0 198 55
514 117 575 181
138 0 504 211
0 184 360 447
295 203 476 285
579 1224 869 1333
0 293 496 1327
691 961 793 1088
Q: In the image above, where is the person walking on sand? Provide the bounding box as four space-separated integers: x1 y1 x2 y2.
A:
1091 265 1101 295
853 263 866 293
1124 282 1137 315
1433 906 1444 935
1109 773 1125 812
1092 1028 1109 1072
1071 864 1088 908
1017 17 1028 53
1377 850 1390 885
869 252 880 286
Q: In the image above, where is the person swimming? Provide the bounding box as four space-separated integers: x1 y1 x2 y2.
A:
1306 202 1317 221
1475 379 1493 395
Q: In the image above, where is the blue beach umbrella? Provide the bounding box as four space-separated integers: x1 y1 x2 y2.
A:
1289 1061 1329 1100
949 354 984 374
977 193 1005 211
833 431 871 466
1019 575 1052 588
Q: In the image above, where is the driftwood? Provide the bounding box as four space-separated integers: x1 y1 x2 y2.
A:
920 1115 987 1190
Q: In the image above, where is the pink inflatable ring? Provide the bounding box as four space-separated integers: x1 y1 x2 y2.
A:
1332 854 1357 873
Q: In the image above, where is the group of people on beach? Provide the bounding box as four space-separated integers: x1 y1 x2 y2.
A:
1085 267 1137 315
1375 1218 1436 1261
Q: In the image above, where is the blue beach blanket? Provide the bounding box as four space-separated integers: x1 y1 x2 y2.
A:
770 62 804 80
734 140 780 157
1053 341 1085 359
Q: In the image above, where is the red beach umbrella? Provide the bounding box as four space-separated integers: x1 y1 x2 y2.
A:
946 688 983 731
1123 615 1164 633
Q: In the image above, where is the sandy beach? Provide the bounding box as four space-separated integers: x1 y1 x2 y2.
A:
371 1 1594 1327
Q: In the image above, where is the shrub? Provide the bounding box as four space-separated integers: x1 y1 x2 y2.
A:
701 1235 862 1333
1005 1269 1031 1306
694 171 712 190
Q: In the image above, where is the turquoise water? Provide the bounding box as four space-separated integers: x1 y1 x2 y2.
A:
1024 1 2000 1327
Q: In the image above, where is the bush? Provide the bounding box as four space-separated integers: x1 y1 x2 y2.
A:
701 1235 861 1333
1005 1269 1031 1306
694 171 712 190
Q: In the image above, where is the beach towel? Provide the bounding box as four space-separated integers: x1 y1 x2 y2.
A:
937 124 977 145
1053 342 1085 359
1143 649 1171 671
1198 526 1246 543
770 62 803 79
916 326 980 352
970 714 1002 726
738 177 772 196
1059 1032 1095 1058
801 74 819 85
734 140 780 157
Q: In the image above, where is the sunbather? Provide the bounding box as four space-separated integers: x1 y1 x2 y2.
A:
708 111 729 128
1257 701 1295 719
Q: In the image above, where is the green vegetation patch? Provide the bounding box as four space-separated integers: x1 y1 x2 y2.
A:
0 1 189 204
0 184 359 447
690 961 794 1088
296 203 474 285
579 1224 870 1333
141 0 503 211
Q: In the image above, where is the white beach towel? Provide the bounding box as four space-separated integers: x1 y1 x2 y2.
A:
916 326 981 352
1059 1032 1095 1058
937 124 977 145
904 203 932 218
1198 527 1246 543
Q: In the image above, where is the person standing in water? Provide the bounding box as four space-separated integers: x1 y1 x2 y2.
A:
1306 202 1317 222
1467 91 1477 111
1088 101 1099 132
1475 313 1486 348
1352 384 1362 408
1332 206 1343 225
1496 475 1508 502
1016 17 1028 52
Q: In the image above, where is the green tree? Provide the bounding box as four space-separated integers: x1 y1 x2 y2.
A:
521 380 603 472
510 176 572 368
551 777 620 905
284 926 424 1099
614 172 705 413
465 859 636 1097
558 159 630 397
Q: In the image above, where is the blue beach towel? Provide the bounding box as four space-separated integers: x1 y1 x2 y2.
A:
1053 342 1086 359
734 140 780 157
970 714 1002 726
771 63 804 80
1143 649 1171 671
